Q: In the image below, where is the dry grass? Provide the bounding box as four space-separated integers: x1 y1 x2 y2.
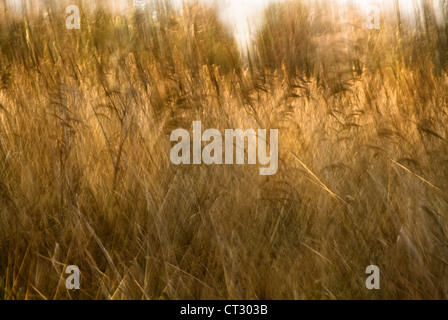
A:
0 0 448 299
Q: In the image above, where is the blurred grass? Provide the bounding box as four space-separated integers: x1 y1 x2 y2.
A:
0 0 447 299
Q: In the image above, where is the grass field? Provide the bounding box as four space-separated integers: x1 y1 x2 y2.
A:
0 0 448 299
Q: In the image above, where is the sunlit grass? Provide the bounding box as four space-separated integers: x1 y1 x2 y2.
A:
0 0 447 300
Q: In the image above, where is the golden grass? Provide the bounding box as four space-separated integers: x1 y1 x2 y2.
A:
0 0 447 299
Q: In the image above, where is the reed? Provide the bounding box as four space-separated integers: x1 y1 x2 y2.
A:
0 0 447 299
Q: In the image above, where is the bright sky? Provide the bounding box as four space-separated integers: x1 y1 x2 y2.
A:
215 0 279 48
4 0 440 17
214 0 438 48
5 0 446 38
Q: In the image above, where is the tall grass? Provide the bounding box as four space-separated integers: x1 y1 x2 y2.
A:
0 0 447 299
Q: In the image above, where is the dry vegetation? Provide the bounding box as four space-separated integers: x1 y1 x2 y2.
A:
0 0 448 299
